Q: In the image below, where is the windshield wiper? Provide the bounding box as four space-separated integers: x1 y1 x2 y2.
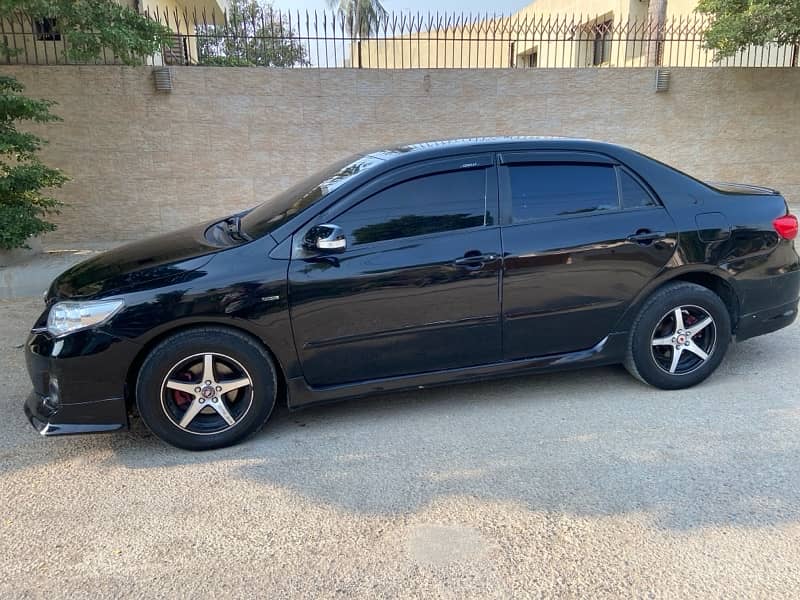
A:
224 215 251 242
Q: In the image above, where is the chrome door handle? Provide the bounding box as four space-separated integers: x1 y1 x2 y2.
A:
454 253 499 267
627 230 665 244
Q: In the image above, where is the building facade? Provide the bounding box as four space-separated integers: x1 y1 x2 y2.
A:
356 0 795 69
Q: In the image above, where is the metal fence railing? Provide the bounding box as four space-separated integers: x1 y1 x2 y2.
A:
2 8 798 68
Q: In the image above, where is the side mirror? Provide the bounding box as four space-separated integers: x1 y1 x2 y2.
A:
304 223 346 253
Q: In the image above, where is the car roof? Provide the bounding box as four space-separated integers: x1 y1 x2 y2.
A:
363 136 632 163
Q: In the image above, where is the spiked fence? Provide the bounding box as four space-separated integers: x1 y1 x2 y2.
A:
1 8 798 68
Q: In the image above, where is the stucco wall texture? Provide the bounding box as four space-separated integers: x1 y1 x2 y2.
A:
1 66 798 244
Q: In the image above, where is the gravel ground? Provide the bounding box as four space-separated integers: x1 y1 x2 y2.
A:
1 296 800 599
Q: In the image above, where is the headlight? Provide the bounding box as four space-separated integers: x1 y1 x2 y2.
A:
47 299 125 337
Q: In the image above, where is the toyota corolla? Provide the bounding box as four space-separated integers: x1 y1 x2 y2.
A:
24 138 800 450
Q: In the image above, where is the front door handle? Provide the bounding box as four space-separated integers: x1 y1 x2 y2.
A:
627 230 666 244
454 252 500 268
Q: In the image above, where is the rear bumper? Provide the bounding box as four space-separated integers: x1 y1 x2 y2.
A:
736 298 798 342
735 268 800 342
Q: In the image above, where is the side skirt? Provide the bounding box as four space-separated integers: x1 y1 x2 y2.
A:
286 332 629 410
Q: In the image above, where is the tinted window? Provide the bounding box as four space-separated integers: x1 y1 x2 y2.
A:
507 164 619 223
619 169 657 208
336 169 487 245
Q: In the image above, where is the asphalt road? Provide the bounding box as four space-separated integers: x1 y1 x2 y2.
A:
1 296 800 598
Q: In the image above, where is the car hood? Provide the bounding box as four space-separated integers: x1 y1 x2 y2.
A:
49 222 222 300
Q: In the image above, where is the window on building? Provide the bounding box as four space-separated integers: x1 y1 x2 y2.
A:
34 18 61 42
506 163 619 222
163 34 189 65
515 49 538 68
336 169 488 245
592 19 613 65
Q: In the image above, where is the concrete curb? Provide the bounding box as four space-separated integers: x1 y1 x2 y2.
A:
0 243 118 299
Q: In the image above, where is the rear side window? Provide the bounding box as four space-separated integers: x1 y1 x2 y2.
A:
619 169 657 209
336 169 487 245
506 163 619 223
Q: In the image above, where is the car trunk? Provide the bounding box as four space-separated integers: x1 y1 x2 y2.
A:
706 181 780 196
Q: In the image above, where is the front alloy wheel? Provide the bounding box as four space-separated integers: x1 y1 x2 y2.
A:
137 327 277 450
161 352 254 435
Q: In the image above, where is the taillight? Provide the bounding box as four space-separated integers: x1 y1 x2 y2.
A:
773 214 798 240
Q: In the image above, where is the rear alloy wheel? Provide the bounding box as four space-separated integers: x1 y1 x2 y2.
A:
624 282 731 389
650 305 717 376
136 328 277 450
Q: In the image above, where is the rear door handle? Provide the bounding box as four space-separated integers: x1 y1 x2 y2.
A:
454 252 500 267
627 230 666 244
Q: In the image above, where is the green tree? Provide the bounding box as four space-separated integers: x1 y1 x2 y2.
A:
0 76 66 249
2 0 172 65
327 0 387 37
196 0 308 67
0 1 171 249
696 0 800 59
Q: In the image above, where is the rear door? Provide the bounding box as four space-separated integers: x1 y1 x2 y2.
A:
288 154 502 386
499 151 678 359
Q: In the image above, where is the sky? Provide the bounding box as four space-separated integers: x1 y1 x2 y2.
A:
272 0 531 17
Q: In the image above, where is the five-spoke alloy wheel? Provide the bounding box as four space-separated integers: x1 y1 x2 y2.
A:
161 352 254 435
625 282 731 389
137 327 277 450
650 305 717 375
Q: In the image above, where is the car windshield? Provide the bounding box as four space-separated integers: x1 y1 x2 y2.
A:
240 153 384 239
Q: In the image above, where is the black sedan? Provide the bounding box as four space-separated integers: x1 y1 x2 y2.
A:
24 138 800 450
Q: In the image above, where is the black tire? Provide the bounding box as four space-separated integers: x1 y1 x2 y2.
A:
624 282 731 390
136 327 277 451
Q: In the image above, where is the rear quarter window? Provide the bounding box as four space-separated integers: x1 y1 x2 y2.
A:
618 169 658 209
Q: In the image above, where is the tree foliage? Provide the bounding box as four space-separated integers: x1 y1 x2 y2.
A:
197 0 308 67
0 0 173 65
327 0 388 37
0 1 173 248
0 76 66 249
696 0 800 58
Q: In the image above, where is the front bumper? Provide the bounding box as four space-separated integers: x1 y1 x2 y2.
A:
24 327 136 436
25 391 126 436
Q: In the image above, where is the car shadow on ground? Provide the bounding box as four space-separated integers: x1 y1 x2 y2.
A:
101 348 800 533
3 325 799 534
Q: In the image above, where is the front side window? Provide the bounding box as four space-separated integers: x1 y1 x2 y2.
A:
336 168 488 246
506 163 619 223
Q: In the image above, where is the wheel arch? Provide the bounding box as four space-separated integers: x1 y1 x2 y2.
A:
615 267 740 335
124 321 288 413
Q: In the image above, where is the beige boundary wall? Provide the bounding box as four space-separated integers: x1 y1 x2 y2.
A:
1 65 798 244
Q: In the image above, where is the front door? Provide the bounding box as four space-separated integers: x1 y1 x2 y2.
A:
288 157 502 387
499 154 678 359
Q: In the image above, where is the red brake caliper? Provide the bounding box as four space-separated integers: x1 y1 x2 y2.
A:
172 372 194 407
